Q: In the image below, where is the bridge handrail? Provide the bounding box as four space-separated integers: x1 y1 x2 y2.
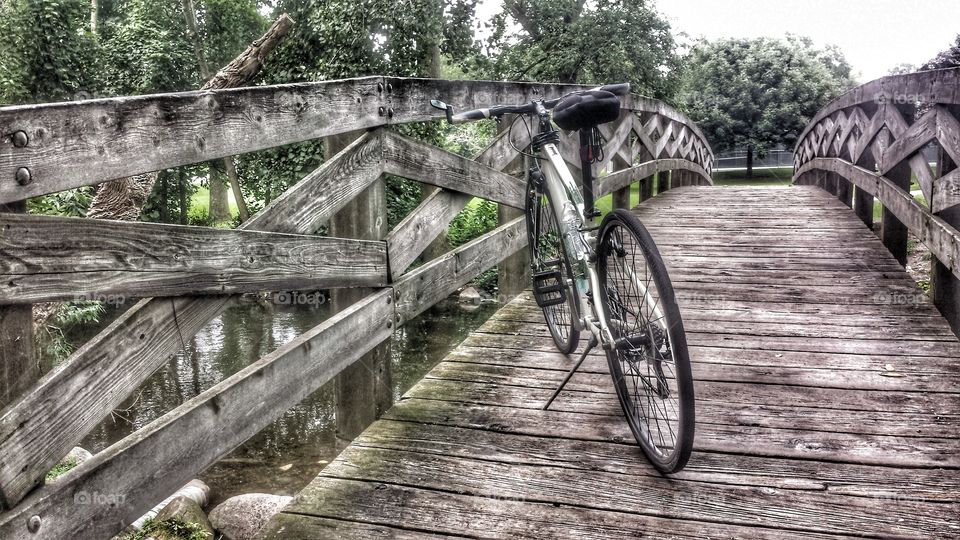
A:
792 67 960 334
0 77 713 539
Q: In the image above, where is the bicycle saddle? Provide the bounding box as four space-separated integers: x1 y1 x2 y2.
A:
552 90 621 131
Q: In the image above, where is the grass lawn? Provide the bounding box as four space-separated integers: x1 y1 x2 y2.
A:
191 186 240 219
712 167 794 187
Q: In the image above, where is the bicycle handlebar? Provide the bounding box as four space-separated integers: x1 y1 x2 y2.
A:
431 82 630 125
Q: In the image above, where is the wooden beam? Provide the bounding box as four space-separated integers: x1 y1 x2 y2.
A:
595 159 711 198
381 131 525 208
0 213 387 304
0 290 394 540
395 217 526 323
385 127 530 279
243 130 385 235
0 131 385 509
0 77 388 204
0 201 34 410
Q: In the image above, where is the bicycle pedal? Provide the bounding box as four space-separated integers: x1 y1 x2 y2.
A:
532 269 567 308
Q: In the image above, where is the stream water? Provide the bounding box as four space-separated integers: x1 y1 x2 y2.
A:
56 295 497 506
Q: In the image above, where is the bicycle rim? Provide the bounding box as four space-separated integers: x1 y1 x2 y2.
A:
525 179 580 354
597 209 694 473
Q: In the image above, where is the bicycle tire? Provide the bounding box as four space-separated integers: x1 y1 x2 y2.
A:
525 177 581 355
597 209 695 473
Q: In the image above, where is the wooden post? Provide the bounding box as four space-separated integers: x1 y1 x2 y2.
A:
658 171 671 194
327 131 392 450
932 151 960 335
0 201 36 409
611 155 632 210
835 175 853 207
497 120 530 302
639 175 654 202
881 161 912 265
854 185 875 228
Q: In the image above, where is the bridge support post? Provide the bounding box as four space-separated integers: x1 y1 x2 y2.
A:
0 200 36 409
854 186 874 229
327 131 393 450
835 175 852 208
932 151 960 335
881 162 912 266
657 171 670 194
497 127 530 302
639 175 654 202
612 155 632 210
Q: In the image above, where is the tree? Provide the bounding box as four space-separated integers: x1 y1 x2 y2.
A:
922 34 960 70
677 36 856 178
0 0 101 104
474 0 679 98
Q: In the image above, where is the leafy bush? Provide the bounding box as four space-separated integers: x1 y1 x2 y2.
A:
27 187 94 217
447 200 498 247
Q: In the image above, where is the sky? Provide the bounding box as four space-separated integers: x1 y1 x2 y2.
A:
474 0 960 83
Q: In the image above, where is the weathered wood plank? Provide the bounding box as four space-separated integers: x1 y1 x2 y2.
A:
274 475 849 540
385 128 527 278
395 217 526 323
0 213 387 304
0 78 387 204
595 158 711 198
0 131 388 508
0 290 394 540
381 130 525 207
243 130 385 235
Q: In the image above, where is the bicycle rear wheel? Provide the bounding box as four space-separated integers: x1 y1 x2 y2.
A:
525 176 580 354
597 209 694 473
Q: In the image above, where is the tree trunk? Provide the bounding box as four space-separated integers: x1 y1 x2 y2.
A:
90 0 98 33
178 169 189 224
208 167 231 224
746 146 754 179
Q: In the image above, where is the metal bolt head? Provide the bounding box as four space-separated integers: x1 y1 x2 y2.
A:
377 82 384 93
12 131 28 148
386 83 393 92
387 108 394 119
27 515 40 533
378 106 386 116
15 167 31 186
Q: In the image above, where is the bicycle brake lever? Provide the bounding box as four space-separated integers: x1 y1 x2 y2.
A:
430 99 454 124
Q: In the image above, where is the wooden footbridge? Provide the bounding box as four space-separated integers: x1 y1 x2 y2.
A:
0 70 958 539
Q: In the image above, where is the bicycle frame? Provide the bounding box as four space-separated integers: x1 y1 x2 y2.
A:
532 122 667 349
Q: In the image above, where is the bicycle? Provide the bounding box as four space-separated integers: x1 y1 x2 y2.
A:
431 83 694 473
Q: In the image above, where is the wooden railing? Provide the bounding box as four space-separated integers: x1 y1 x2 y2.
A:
793 67 960 334
0 77 712 539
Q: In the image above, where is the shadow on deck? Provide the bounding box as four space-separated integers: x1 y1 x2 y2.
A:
260 186 960 539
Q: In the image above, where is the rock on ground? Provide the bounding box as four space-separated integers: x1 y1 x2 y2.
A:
208 493 292 540
150 495 215 540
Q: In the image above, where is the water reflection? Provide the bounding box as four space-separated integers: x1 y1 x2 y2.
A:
72 295 496 506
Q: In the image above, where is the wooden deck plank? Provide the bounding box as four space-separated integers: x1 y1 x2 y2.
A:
263 186 960 539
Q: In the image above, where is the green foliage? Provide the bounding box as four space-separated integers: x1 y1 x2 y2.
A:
386 177 423 229
0 0 101 103
447 199 498 247
27 187 95 216
40 301 106 362
45 457 79 482
923 34 960 70
677 36 856 155
475 0 680 97
119 518 209 540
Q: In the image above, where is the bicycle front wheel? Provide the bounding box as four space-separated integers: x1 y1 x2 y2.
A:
525 176 580 354
597 209 694 473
